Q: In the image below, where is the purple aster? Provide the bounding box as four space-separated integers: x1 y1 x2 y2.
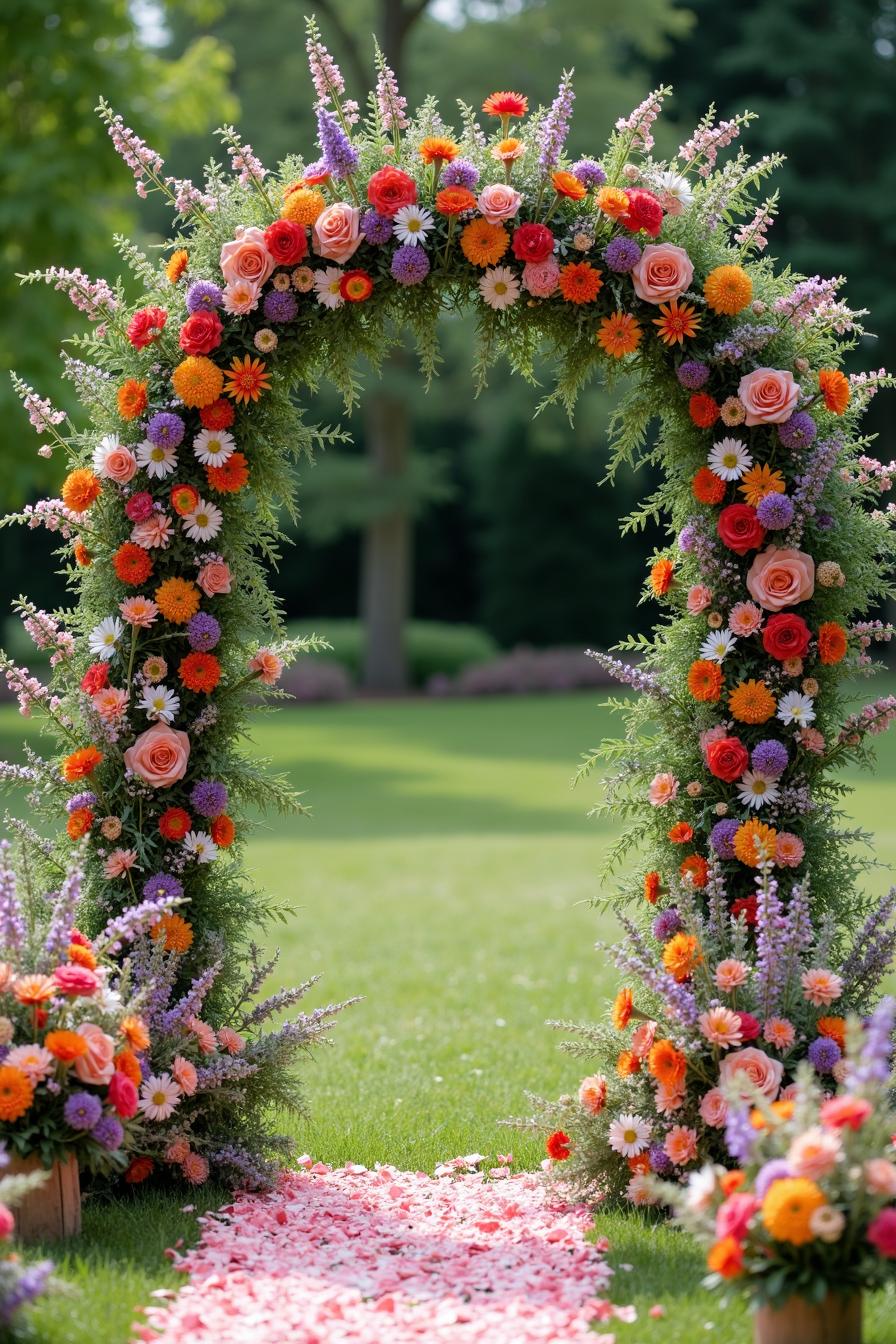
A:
710 819 739 859
187 612 221 651
190 778 228 818
817 512 835 531
676 360 710 390
142 872 184 903
756 492 794 529
361 210 394 244
571 158 606 189
648 1143 674 1175
442 158 479 189
603 236 641 273
263 290 299 323
390 244 430 286
186 280 223 314
64 1091 102 1131
66 791 97 813
652 907 682 941
316 106 359 179
147 412 185 449
777 411 817 450
751 739 789 777
808 1035 841 1074
755 1159 792 1199
91 1114 124 1150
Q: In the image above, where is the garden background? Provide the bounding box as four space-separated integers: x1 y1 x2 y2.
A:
2 1 896 1341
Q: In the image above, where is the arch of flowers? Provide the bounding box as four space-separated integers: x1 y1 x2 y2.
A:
8 22 895 1191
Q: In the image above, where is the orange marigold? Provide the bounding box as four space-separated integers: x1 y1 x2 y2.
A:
647 1039 687 1087
62 746 103 781
61 468 101 514
113 542 154 586
662 932 701 982
0 1066 34 1122
171 356 225 409
67 807 93 841
653 300 701 346
117 378 148 421
120 1015 150 1051
818 368 850 415
703 265 753 315
616 1050 641 1077
73 539 92 567
739 463 786 507
688 659 723 703
650 558 674 597
45 1029 89 1062
729 679 776 724
419 136 459 165
206 451 250 494
817 621 847 665
155 577 201 626
680 854 709 889
460 218 510 267
596 186 630 219
165 249 189 283
692 466 726 505
151 912 194 954
558 261 603 304
224 355 271 405
179 651 222 694
689 394 720 429
816 1016 847 1050
597 311 642 358
733 818 778 867
611 988 634 1031
551 170 587 201
114 1049 143 1085
761 1177 825 1246
643 871 662 904
281 184 326 226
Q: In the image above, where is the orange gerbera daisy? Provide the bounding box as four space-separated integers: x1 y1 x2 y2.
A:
597 311 642 358
155 577 201 626
482 91 528 120
460 218 510 267
816 1016 847 1050
817 621 847 665
667 822 694 845
113 542 154 586
206 451 250 494
179 651 222 694
62 746 103 781
680 854 709 888
818 368 850 415
151 912 194 954
45 1029 89 1062
733 818 778 867
688 659 723 703
653 299 701 346
650 558 674 596
172 356 224 409
595 186 629 219
281 184 326 226
616 1050 641 1077
643 871 662 904
703 265 753 315
692 466 726 505
224 355 271 404
662 932 702 982
551 169 586 201
120 1015 150 1051
611 988 634 1030
117 378 148 421
419 136 459 166
739 463 786 506
689 394 720 428
165 248 189 283
648 1039 687 1087
114 1049 143 1085
62 468 102 515
211 814 236 847
435 186 477 216
0 1066 34 1122
558 261 603 304
729 679 776 724
67 807 93 841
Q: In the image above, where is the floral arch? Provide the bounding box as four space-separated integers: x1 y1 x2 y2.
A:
7 22 895 1188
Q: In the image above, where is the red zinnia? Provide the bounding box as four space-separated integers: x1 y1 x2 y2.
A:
619 188 664 237
113 542 154 586
200 398 235 431
545 1130 572 1161
179 651 221 694
127 305 167 350
158 807 193 841
731 895 758 926
667 822 694 845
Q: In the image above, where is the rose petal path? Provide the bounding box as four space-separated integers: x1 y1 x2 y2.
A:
137 1160 635 1343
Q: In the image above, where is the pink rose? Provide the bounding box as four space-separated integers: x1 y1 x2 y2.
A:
737 367 800 425
220 226 276 288
746 546 815 611
718 1046 784 1101
716 1193 759 1242
312 202 362 264
123 721 190 788
0 1204 14 1240
477 183 522 225
686 584 712 615
522 257 560 298
102 447 137 484
699 1087 729 1128
52 964 100 997
630 243 694 304
868 1208 896 1258
197 560 232 597
73 1023 115 1085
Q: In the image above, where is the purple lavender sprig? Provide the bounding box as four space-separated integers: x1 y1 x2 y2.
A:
0 842 25 957
845 995 896 1088
316 106 359 183
840 889 896 1003
537 70 575 173
96 892 184 957
41 854 83 968
585 649 669 699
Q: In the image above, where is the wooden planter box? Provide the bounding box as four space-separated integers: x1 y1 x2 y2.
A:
755 1292 861 1344
8 1153 81 1243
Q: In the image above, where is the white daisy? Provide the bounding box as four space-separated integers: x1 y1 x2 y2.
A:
88 616 124 661
182 499 223 543
777 690 816 728
654 169 694 215
138 683 180 724
93 434 122 475
699 629 737 663
685 1163 719 1213
313 266 345 310
708 438 753 481
607 1112 651 1158
183 830 218 864
193 428 235 467
138 1072 181 1121
393 204 434 247
736 770 780 810
479 266 520 312
135 438 178 479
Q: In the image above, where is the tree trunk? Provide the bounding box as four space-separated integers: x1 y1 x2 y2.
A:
361 387 411 690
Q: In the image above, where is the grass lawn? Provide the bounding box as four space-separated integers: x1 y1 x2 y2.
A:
4 687 896 1341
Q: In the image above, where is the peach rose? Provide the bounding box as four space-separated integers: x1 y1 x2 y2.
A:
699 1087 729 1128
312 203 362 264
630 243 694 304
197 560 232 596
103 447 137 484
737 367 800 425
718 1046 784 1101
73 1023 115 1085
124 721 190 788
477 183 522 225
220 227 276 288
746 546 815 611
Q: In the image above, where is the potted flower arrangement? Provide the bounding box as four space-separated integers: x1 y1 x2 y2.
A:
652 997 896 1344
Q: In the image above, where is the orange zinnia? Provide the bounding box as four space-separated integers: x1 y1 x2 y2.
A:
667 822 694 844
662 932 702 982
224 355 271 405
120 1015 150 1051
739 463 786 507
67 807 93 841
45 1029 89 1062
62 746 103 781
729 679 776 724
419 136 459 165
703 265 753 315
155 577 200 626
650 558 674 596
172 355 224 409
818 368 850 415
460 218 510 267
817 1016 847 1050
151 912 194 954
692 466 726 505
551 170 586 201
68 942 97 969
818 621 847 665
0 1066 34 1121
653 299 701 346
688 659 723 703
643 871 662 904
733 818 778 867
558 261 603 304
611 988 634 1030
595 186 629 219
113 542 154 586
597 311 642 358
61 468 102 514
680 854 709 888
117 378 148 421
647 1039 687 1087
206 451 250 494
165 249 189 283
616 1050 641 1077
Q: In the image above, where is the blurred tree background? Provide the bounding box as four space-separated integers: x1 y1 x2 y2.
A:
1 0 893 688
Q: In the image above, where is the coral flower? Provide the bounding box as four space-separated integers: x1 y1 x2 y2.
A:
687 659 723 703
817 621 847 665
699 1006 743 1048
151 913 194 954
0 1066 34 1122
774 832 805 868
706 1236 744 1278
819 1095 872 1131
419 136 459 166
224 355 271 404
611 988 634 1030
595 186 630 219
728 679 776 724
650 558 674 596
165 249 189 283
703 265 753 315
578 1074 608 1114
667 822 694 844
714 959 749 992
120 596 158 628
179 651 222 694
648 1039 687 1087
172 1055 198 1095
207 451 250 493
62 468 102 514
62 746 103 781
45 1029 89 1062
763 1017 796 1050
728 601 763 637
739 463 786 507
801 968 843 1007
491 137 526 163
652 299 701 345
434 187 476 216
210 814 236 847
117 378 148 421
217 1027 245 1054
680 854 709 888
689 394 720 428
761 1177 825 1245
662 932 701 982
558 261 603 304
733 818 778 867
482 91 528 119
818 368 850 414
12 973 56 1006
188 1017 217 1054
616 1050 641 1076
691 466 725 504
597 311 642 358
643 871 661 904
120 1015 150 1051
664 1124 699 1166
551 170 586 201
155 577 201 626
460 218 510 267
113 542 154 587
648 773 678 806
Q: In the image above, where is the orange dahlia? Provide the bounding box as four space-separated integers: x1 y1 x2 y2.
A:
460 219 510 267
0 1066 34 1121
155 577 201 626
818 368 850 414
643 871 662 904
482 91 528 120
650 558 674 596
733 818 778 867
61 468 101 514
419 136 459 166
611 988 634 1031
558 261 603 304
595 186 629 219
703 265 753 315
597 311 642 358
206 452 250 493
172 356 224 409
179 651 221 694
67 807 93 841
62 746 103 781
653 299 701 346
281 184 326 226
692 466 726 505
818 621 847 665
165 249 189 283
113 542 153 586
224 355 271 405
739 463 786 506
687 659 723 703
662 932 702 982
151 912 194 954
551 170 586 201
117 378 148 421
729 679 776 724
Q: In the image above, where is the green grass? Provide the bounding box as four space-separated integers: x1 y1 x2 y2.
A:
4 687 896 1341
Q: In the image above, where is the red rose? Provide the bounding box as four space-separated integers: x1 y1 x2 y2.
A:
80 662 109 695
126 305 167 350
367 166 417 217
762 612 811 661
717 503 766 555
620 188 664 237
706 736 749 783
108 1071 138 1118
736 1012 761 1041
511 222 555 264
263 219 307 266
179 310 223 356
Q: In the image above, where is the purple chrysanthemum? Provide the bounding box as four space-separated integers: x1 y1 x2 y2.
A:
361 209 393 244
710 819 739 859
777 411 817 450
755 1158 792 1199
808 1035 841 1073
649 1143 674 1175
751 739 789 777
603 236 641 273
187 612 221 652
263 290 299 323
91 1114 124 1150
390 244 430 286
64 1091 102 1131
142 872 184 902
66 791 97 813
442 158 479 189
147 412 185 449
676 360 710 390
756 492 795 530
190 779 228 818
316 106 359 180
652 907 682 941
571 158 606 189
186 281 223 314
